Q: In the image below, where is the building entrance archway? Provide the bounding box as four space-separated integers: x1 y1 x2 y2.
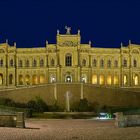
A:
65 75 72 83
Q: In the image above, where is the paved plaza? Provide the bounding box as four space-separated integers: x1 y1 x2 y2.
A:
0 119 140 140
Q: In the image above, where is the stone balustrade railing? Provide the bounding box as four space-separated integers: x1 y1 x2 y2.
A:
0 112 25 128
115 112 140 127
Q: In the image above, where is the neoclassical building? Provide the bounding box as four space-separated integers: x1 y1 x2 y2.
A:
0 27 140 88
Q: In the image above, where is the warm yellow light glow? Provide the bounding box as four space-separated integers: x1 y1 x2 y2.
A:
92 75 97 84
25 75 30 85
0 74 3 85
114 76 119 85
99 75 104 85
19 75 23 85
134 75 138 86
124 75 127 85
32 75 38 84
107 75 111 85
40 75 45 84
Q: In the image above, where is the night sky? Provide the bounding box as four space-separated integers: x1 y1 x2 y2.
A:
0 0 140 48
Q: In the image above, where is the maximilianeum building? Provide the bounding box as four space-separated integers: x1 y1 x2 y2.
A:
0 27 140 88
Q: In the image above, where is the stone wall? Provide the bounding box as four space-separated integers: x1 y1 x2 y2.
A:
115 112 140 127
0 83 140 109
0 112 25 128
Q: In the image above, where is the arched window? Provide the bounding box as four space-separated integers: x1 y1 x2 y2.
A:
82 59 86 66
107 75 112 85
99 75 105 85
100 59 104 68
114 75 119 85
123 59 127 67
92 75 97 84
65 54 72 66
9 74 13 84
65 75 72 83
107 60 111 68
0 74 3 85
51 59 55 66
133 59 137 67
18 60 22 67
123 75 127 85
114 60 118 67
93 59 97 67
25 60 30 67
50 75 56 83
19 75 23 85
40 59 44 67
81 75 87 83
25 75 30 85
133 74 138 86
33 59 37 67
0 59 3 67
10 59 14 67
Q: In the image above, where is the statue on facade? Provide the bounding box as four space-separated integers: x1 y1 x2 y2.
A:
65 26 71 34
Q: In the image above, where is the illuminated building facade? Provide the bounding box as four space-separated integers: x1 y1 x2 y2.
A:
0 27 140 88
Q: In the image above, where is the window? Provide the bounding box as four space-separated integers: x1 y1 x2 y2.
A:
10 59 14 67
82 59 86 66
9 74 13 84
92 75 97 84
50 75 56 83
33 59 37 67
25 60 30 67
0 74 3 85
100 59 104 68
65 75 72 83
133 59 137 67
51 59 55 66
93 59 97 67
40 59 44 67
0 59 3 67
81 75 87 83
18 60 22 67
133 75 138 86
114 60 118 67
123 59 127 67
107 60 111 68
123 75 127 85
65 54 72 66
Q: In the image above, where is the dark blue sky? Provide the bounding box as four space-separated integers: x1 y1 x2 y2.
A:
0 0 140 48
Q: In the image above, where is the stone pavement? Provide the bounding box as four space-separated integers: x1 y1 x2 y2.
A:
0 119 140 140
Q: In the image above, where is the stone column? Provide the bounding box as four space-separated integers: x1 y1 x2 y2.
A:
80 83 84 99
16 112 25 128
54 84 57 100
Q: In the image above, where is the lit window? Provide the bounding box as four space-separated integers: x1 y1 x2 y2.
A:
50 76 56 83
114 76 119 85
65 75 72 83
92 75 97 84
107 75 111 85
133 75 138 86
65 54 72 66
99 75 104 85
81 75 87 83
123 75 127 85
